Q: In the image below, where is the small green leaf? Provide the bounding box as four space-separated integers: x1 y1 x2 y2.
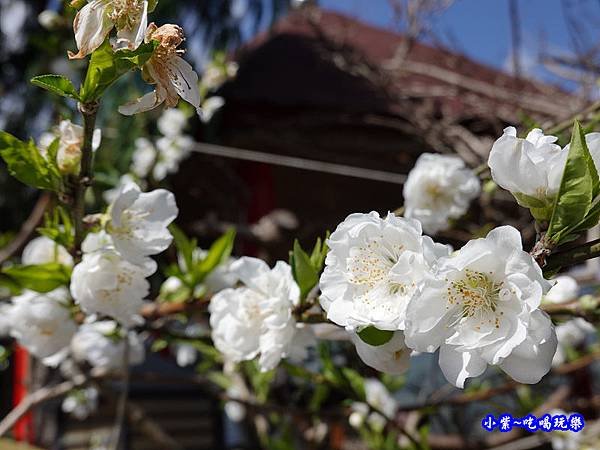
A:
0 131 62 192
31 75 80 100
548 122 599 244
1 263 71 293
148 0 159 12
291 240 319 299
170 225 197 275
196 228 236 281
358 326 394 346
80 40 157 102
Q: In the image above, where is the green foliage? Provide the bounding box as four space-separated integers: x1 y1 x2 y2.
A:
80 40 158 103
358 326 394 347
513 192 554 222
38 206 75 250
341 367 366 400
289 235 328 299
148 0 159 12
31 75 80 101
0 132 62 192
548 122 600 245
168 226 236 293
1 263 71 293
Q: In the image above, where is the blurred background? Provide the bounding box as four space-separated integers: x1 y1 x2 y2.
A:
1 0 600 449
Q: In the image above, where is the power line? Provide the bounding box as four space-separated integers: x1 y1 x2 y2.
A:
192 142 408 185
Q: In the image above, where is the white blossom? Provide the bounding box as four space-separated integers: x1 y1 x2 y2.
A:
62 387 99 420
102 173 138 204
349 378 397 431
69 0 148 59
38 120 101 175
199 96 225 123
157 108 188 137
9 288 77 365
552 318 595 367
319 211 450 332
22 236 73 267
549 409 584 450
70 235 151 326
130 137 157 179
403 153 480 234
545 275 579 304
350 331 410 375
71 320 145 370
405 226 557 388
153 134 193 180
174 343 197 367
107 181 178 264
209 257 311 371
488 127 565 217
119 23 201 116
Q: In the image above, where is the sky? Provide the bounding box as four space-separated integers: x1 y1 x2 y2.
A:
318 0 600 91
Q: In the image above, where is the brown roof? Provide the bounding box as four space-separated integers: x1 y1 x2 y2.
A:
223 7 583 125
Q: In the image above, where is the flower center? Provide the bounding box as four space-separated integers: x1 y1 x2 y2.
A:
447 270 504 328
347 236 403 288
110 0 144 30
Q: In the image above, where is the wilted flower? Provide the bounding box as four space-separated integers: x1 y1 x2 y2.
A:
405 226 557 387
209 257 312 371
319 211 449 331
118 23 201 116
107 181 178 264
488 127 565 219
68 0 148 59
403 153 480 234
9 288 77 365
39 120 101 175
350 331 409 375
22 236 73 267
71 320 145 370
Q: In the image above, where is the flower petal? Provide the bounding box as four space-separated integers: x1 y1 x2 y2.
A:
439 346 487 388
118 90 164 116
69 0 113 59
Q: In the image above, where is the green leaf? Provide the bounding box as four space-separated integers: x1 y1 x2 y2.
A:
1 263 71 293
291 240 319 299
31 75 80 100
196 228 236 281
0 131 62 191
170 225 197 275
548 122 599 244
38 206 75 250
80 40 157 102
148 0 159 12
358 326 394 346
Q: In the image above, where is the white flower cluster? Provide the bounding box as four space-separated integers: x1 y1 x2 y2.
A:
2 181 173 370
319 212 557 388
349 378 398 430
403 153 480 234
209 257 314 371
71 181 178 326
130 109 194 182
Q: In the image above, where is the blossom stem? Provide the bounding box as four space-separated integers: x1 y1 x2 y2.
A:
73 101 99 257
544 238 600 272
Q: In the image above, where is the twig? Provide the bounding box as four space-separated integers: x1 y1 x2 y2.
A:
72 101 99 257
126 401 184 450
109 337 130 450
0 375 85 437
544 238 600 272
0 192 51 264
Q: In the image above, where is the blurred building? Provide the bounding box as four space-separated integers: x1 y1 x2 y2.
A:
176 7 583 258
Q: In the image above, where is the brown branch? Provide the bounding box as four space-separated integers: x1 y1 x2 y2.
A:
0 192 51 264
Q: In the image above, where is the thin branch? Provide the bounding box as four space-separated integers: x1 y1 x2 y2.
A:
544 238 600 271
0 192 51 265
109 337 130 450
72 101 99 257
0 375 85 437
